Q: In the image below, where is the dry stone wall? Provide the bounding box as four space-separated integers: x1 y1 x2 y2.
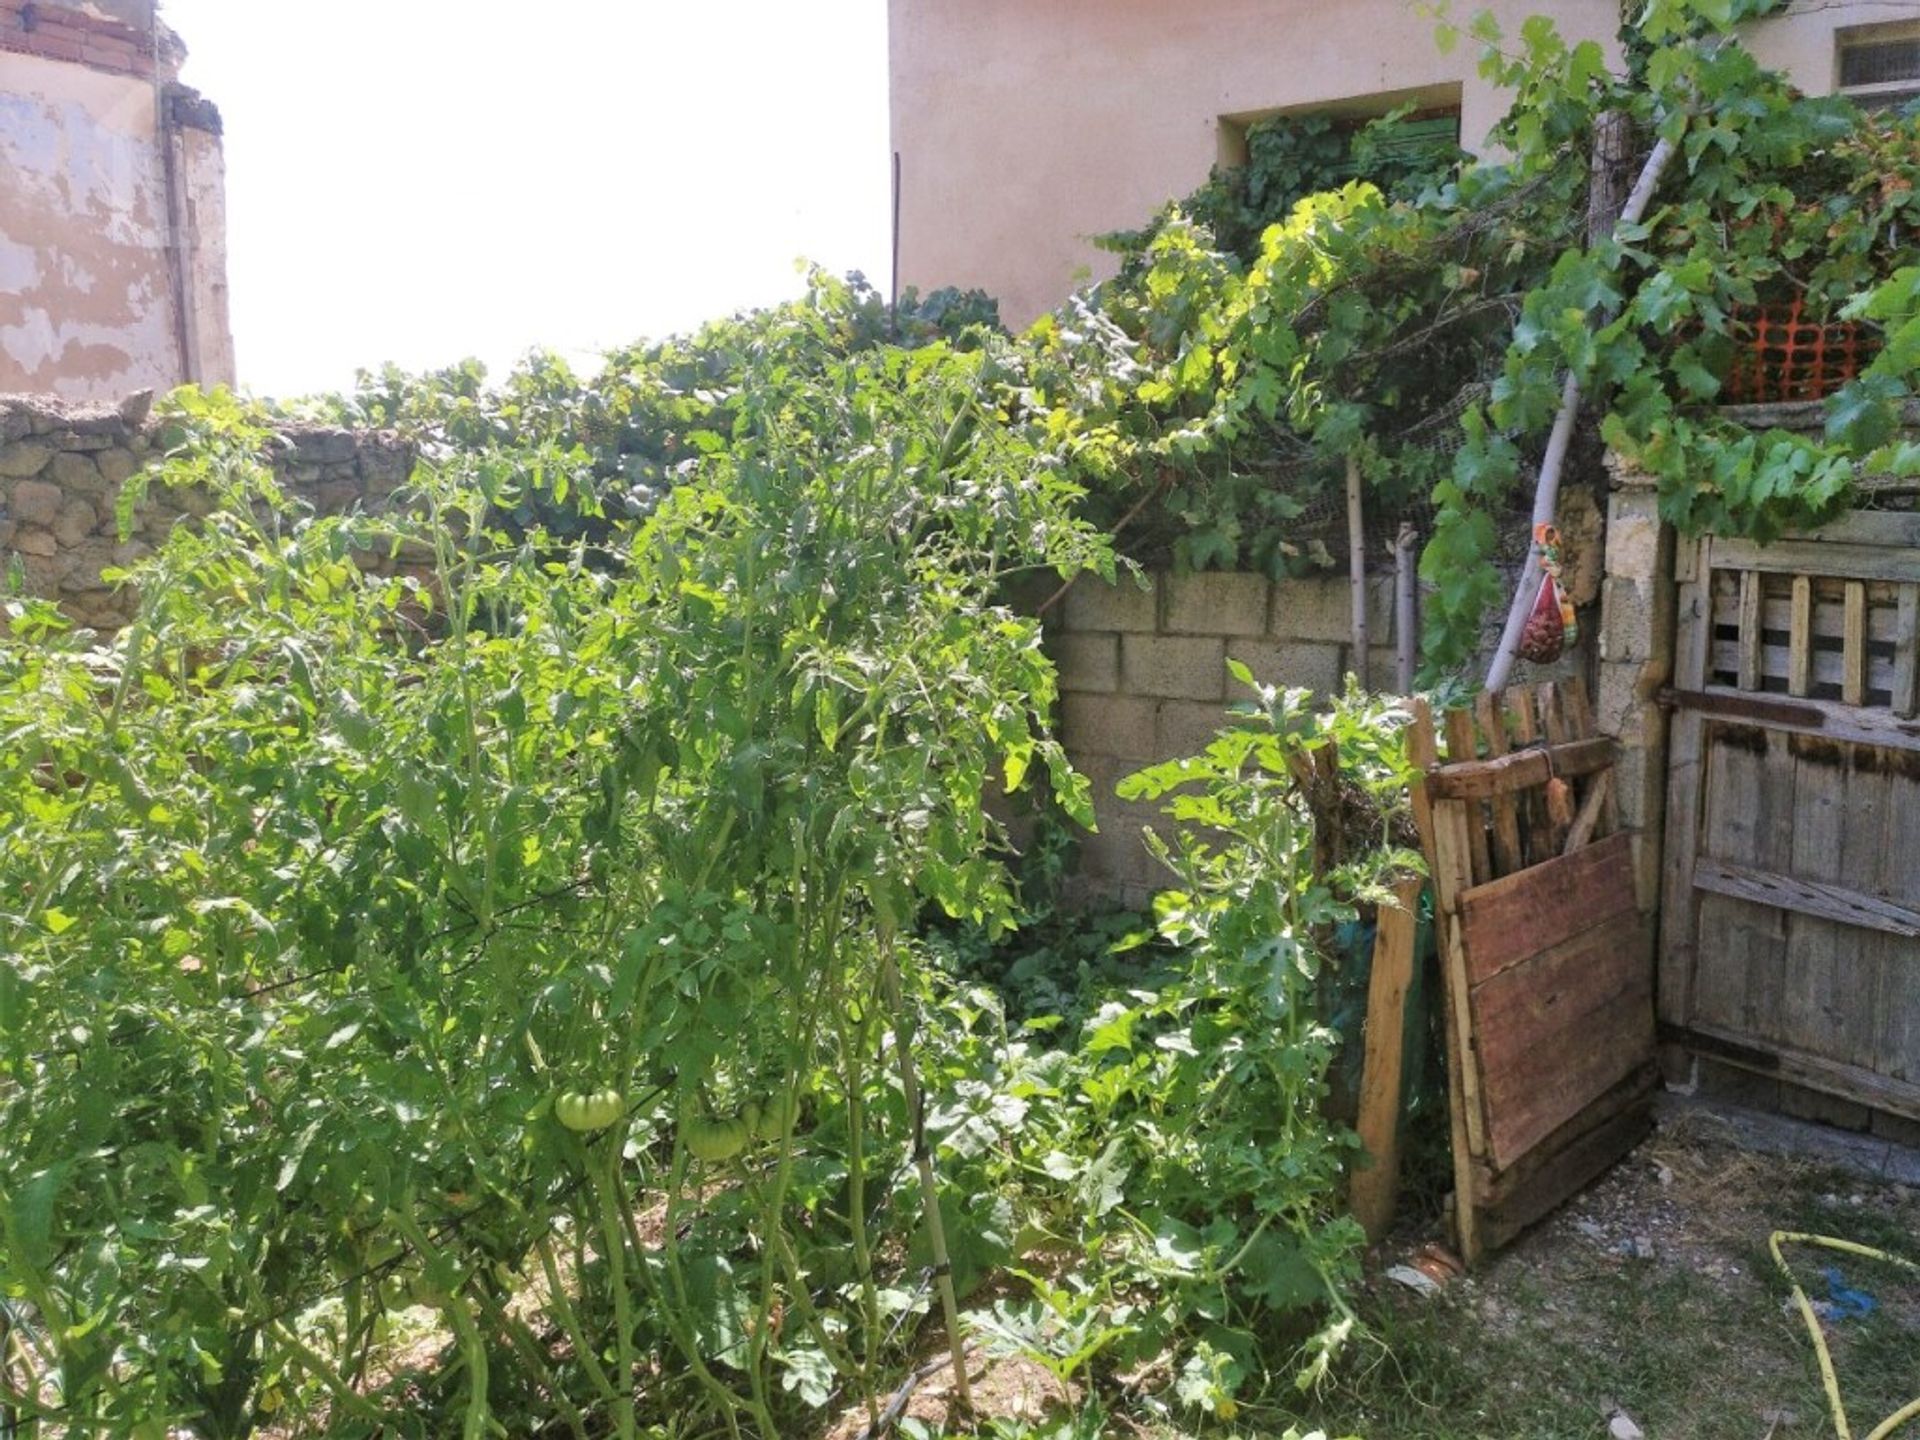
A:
0 392 413 630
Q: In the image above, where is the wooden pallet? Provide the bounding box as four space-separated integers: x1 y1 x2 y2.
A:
1409 678 1656 1262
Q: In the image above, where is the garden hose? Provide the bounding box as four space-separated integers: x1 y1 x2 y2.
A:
1769 1230 1920 1440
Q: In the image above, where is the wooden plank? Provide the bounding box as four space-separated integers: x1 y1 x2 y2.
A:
1445 708 1492 886
1475 690 1524 877
1679 1021 1920 1120
1663 686 1920 755
1709 635 1901 699
1896 585 1920 720
1712 535 1920 585
1479 968 1654 1171
1658 547 1714 1029
1781 734 1849 1068
1435 799 1490 1166
1472 1060 1658 1207
1350 877 1424 1241
1788 575 1813 698
1693 855 1920 938
1507 688 1545 865
1425 736 1617 800
1757 584 1906 646
1472 909 1648 1075
1457 832 1638 986
1563 771 1610 854
1875 754 1920 1086
1842 580 1868 708
1738 569 1764 692
1561 677 1618 835
1775 507 1920 550
1408 699 1481 1264
1477 1069 1658 1251
1692 725 1795 1045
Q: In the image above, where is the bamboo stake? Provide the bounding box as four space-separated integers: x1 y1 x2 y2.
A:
1484 129 1681 693
878 944 974 1413
1347 453 1370 690
1395 523 1418 695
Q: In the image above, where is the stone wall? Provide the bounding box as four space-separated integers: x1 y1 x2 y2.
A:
1047 568 1406 908
0 392 413 630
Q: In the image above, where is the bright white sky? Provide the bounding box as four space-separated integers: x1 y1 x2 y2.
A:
158 1 894 400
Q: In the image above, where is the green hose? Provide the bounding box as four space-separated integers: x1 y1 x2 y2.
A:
1770 1230 1920 1440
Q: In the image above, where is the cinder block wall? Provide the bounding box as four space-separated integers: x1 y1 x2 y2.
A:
1048 570 1399 907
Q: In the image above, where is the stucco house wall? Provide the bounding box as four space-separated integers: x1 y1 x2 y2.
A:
890 0 1920 328
0 0 232 400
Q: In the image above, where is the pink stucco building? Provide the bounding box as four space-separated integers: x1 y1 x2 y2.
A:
889 0 1920 325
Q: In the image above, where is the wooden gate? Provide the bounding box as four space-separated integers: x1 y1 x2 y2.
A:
1411 680 1658 1262
1661 513 1920 1120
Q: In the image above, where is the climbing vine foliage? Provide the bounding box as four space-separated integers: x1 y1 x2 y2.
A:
1016 0 1920 673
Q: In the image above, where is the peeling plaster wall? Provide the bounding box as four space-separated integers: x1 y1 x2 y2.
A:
0 3 232 401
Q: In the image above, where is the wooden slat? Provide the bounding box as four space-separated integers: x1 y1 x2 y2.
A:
1477 1077 1656 1252
1561 677 1618 835
1875 757 1920 1085
1842 580 1868 708
1507 687 1544 863
1425 736 1617 800
1690 725 1796 1045
1708 636 1902 699
1350 877 1424 1241
1678 1021 1920 1120
1563 771 1610 854
1445 708 1492 886
1478 963 1654 1170
1475 690 1524 878
1895 585 1920 720
1457 832 1637 986
1788 574 1813 698
1712 535 1920 585
1781 734 1848 1066
1408 699 1480 1264
1693 855 1920 938
1738 569 1764 692
1435 799 1490 1166
1662 686 1920 755
1658 540 1714 1029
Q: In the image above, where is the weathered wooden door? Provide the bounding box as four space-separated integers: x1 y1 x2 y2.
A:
1661 512 1920 1120
1412 681 1658 1262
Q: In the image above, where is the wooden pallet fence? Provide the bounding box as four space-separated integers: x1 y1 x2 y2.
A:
1409 679 1657 1263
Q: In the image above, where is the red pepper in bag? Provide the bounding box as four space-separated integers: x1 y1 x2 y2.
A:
1518 523 1579 664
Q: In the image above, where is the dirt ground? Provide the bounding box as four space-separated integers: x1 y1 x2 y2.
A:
1295 1101 1920 1440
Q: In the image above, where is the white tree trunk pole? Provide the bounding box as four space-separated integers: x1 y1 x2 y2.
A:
1396 522 1418 695
1483 130 1680 694
1347 453 1370 690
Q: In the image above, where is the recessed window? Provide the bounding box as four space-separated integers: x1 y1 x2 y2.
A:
1838 25 1920 111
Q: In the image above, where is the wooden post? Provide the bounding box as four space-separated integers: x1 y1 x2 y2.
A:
1347 453 1369 690
1396 523 1418 695
1351 875 1424 1241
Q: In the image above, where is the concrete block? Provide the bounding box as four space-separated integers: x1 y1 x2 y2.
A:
1596 660 1648 742
1269 576 1352 643
1059 692 1157 759
1123 634 1226 701
1157 698 1232 758
1063 574 1158 633
1162 571 1269 636
1605 504 1662 581
1224 639 1342 696
1599 576 1657 665
1052 632 1119 693
9 478 62 527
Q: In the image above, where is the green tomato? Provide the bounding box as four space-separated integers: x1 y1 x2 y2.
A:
681 1113 749 1163
751 1092 799 1142
555 1087 625 1133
